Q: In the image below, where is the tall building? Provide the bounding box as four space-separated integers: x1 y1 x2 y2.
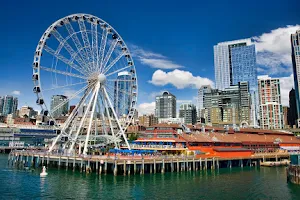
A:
179 103 197 124
291 30 300 118
50 95 69 118
203 82 251 126
2 96 18 116
214 38 257 125
155 91 176 118
0 97 4 116
114 71 132 117
288 88 297 127
258 76 283 129
197 85 212 118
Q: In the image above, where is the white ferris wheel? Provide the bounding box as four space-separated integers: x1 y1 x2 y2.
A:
32 13 137 155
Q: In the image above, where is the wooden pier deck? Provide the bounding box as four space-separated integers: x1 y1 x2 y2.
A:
8 151 290 176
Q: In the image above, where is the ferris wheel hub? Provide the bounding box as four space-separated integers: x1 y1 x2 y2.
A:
98 73 106 84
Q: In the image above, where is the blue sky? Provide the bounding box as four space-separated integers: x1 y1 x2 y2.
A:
1 0 300 114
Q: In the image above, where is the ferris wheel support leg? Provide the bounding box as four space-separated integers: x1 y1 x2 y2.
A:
103 87 131 150
67 86 98 154
48 135 61 153
102 93 118 147
83 83 100 155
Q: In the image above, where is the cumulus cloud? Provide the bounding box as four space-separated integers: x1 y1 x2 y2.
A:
11 90 21 95
252 25 300 74
279 74 294 106
137 102 155 115
149 69 214 89
130 45 184 69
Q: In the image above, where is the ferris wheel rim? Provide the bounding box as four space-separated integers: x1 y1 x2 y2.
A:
32 13 138 151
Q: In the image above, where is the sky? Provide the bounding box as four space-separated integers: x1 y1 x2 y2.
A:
1 0 300 115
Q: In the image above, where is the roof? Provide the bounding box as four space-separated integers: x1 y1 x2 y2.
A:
135 137 186 143
180 132 300 144
149 123 181 128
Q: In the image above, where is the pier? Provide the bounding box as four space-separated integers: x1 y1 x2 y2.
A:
8 150 290 175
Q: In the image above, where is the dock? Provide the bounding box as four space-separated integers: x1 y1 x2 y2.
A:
8 150 290 176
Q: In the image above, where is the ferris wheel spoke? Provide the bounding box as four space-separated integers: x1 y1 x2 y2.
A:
103 87 131 149
105 83 132 97
64 19 92 72
107 79 135 82
43 45 87 76
105 65 131 77
102 53 124 74
40 66 87 80
78 19 93 63
43 81 86 91
102 39 118 71
98 27 108 72
51 29 89 75
91 23 99 72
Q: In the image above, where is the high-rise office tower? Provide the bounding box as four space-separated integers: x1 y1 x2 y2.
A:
2 96 18 116
258 76 283 129
179 103 197 125
291 30 300 118
197 85 212 118
288 88 297 127
114 71 132 117
155 91 176 118
50 95 69 118
214 38 257 125
0 97 4 115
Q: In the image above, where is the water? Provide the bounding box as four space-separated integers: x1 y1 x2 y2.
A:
1 154 300 200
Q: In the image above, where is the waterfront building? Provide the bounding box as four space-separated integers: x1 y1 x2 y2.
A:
258 76 283 129
114 71 132 117
19 106 37 118
214 39 257 125
288 88 298 127
197 85 212 118
155 91 176 118
203 82 251 126
50 95 68 118
179 103 197 125
291 30 300 119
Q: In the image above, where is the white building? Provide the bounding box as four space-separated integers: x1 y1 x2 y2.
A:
19 106 37 118
258 75 283 129
158 117 184 124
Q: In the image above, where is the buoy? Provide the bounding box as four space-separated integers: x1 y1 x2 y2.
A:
40 166 48 177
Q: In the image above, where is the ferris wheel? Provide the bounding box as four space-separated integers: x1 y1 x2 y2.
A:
32 13 137 154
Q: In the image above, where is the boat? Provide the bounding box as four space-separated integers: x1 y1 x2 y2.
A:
40 166 48 177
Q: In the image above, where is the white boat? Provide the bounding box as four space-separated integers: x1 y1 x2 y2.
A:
40 166 48 177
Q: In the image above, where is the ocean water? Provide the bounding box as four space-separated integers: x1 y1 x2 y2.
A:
1 154 300 200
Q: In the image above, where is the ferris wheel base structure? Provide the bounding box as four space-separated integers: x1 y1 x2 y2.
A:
32 13 138 155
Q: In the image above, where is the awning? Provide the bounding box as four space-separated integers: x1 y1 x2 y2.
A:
280 146 300 151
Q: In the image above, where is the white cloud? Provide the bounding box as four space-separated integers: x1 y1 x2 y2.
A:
11 90 21 95
279 74 294 106
130 45 184 69
149 69 214 89
137 102 155 115
252 25 300 74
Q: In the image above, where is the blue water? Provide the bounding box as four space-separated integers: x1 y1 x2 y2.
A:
1 154 300 199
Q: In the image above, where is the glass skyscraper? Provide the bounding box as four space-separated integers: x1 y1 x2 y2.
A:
114 71 132 117
291 30 300 119
2 95 18 116
155 91 176 118
214 38 257 125
50 95 69 118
